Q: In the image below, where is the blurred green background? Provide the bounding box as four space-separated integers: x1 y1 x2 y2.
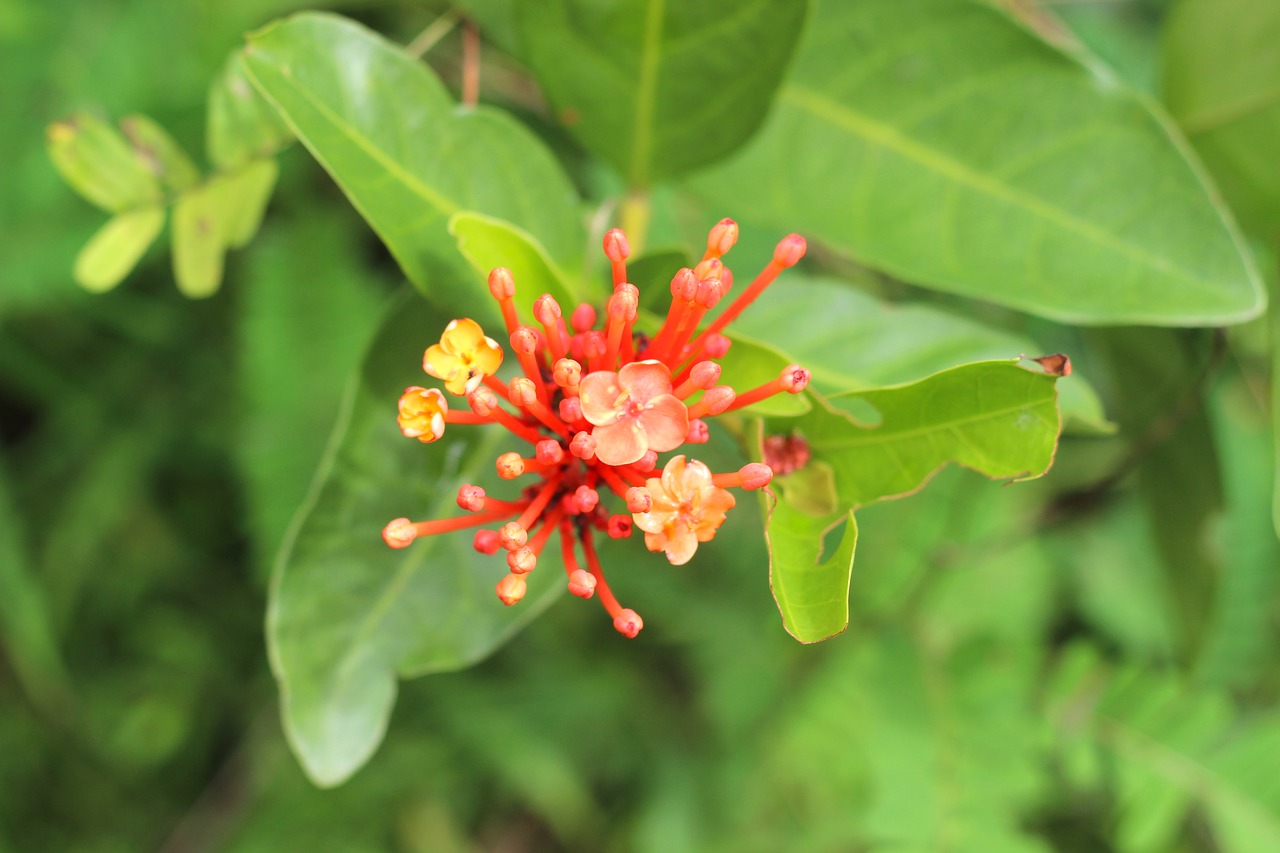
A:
4 0 1280 851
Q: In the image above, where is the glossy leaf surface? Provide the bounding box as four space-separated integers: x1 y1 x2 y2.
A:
242 13 584 310
515 0 808 185
696 0 1264 326
269 294 565 787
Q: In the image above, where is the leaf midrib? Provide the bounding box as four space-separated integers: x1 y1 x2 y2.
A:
628 0 666 187
782 85 1210 290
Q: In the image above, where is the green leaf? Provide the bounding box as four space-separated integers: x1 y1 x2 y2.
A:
171 161 279 298
222 159 279 248
799 361 1060 510
449 212 588 320
172 181 227 298
269 293 565 787
73 206 166 293
120 114 201 192
514 0 808 185
694 0 1265 326
46 113 162 212
1163 0 1280 232
731 275 1112 433
207 52 292 170
241 12 584 310
760 460 857 643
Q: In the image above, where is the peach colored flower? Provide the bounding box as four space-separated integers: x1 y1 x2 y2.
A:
423 318 503 395
397 386 448 443
579 360 689 466
633 455 735 565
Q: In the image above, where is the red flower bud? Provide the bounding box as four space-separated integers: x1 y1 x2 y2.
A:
496 573 527 605
607 515 633 539
707 218 738 256
382 518 417 549
613 608 643 638
570 431 597 460
773 234 807 267
779 364 811 393
507 546 537 574
510 326 539 355
739 463 774 490
686 418 709 444
704 334 731 358
473 529 501 555
496 451 525 479
568 569 596 599
670 268 698 301
603 228 630 262
457 484 486 512
535 439 564 465
626 486 652 513
488 267 515 299
559 396 584 423
533 294 562 325
571 303 597 333
499 521 527 550
574 485 599 513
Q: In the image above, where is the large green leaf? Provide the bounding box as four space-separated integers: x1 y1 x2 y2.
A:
269 293 565 787
1163 0 1280 232
514 0 808 185
207 51 293 170
760 360 1061 641
801 361 1060 509
242 13 584 313
694 0 1264 326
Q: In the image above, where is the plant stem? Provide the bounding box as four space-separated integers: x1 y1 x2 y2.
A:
406 11 460 59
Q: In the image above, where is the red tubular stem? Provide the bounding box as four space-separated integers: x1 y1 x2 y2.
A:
515 469 565 531
484 405 543 444
518 394 570 438
724 378 782 412
595 464 633 500
581 528 623 619
415 508 512 536
559 522 582 579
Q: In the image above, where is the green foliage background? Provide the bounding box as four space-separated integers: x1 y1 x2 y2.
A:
3 0 1280 850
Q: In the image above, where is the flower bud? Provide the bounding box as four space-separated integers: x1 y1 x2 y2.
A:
603 228 630 262
488 267 515 299
582 331 607 360
553 358 582 387
499 521 528 550
690 361 721 390
702 386 737 416
570 431 597 460
779 364 811 393
571 303 597 333
739 463 774 490
507 546 537 574
473 529 501 555
382 518 417 549
559 396 584 423
686 418 709 444
704 334 731 358
496 573 527 606
707 218 738 256
607 515 633 539
496 452 525 479
510 326 539 355
468 386 499 416
635 450 658 473
693 257 721 281
567 569 596 599
670 268 698 301
574 485 600 513
457 484 485 512
695 278 724 309
508 377 538 408
773 234 807 267
626 486 652 513
613 609 643 638
533 294 562 325
535 439 564 465
608 289 638 322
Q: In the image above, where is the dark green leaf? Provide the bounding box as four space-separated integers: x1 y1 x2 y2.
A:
241 13 584 311
46 113 162 212
73 206 166 293
269 293 565 787
695 0 1265 326
515 0 808 185
1163 0 1280 232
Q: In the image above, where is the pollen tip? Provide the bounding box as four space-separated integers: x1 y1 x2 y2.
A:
495 573 527 606
468 386 499 416
613 608 644 638
740 463 774 490
606 515 633 539
535 439 565 465
671 268 698 301
695 277 725 309
509 377 538 408
574 485 600 513
457 484 486 511
507 546 537 574
703 386 737 416
567 569 596 599
533 293 562 324
608 289 638 321
691 361 721 390
773 234 807 267
707 218 739 255
625 486 652 513
496 451 526 479
381 517 417 549
553 358 582 387
510 326 538 355
603 228 631 262
559 396 584 424
780 364 811 393
499 521 528 550
686 418 710 444
488 267 516 299
570 431 597 460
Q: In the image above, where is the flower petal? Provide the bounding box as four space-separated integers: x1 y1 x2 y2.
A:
618 360 674 405
663 525 700 565
593 419 647 466
440 317 485 355
423 344 462 381
579 370 623 426
633 505 676 534
469 336 505 376
639 394 689 453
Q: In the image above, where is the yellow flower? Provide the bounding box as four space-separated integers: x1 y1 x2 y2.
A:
423 318 504 395
397 386 448 443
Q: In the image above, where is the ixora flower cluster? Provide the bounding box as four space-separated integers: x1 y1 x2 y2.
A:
382 220 810 637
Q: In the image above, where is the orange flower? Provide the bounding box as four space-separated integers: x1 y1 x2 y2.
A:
396 386 449 443
633 455 735 566
423 318 503 395
578 360 688 466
